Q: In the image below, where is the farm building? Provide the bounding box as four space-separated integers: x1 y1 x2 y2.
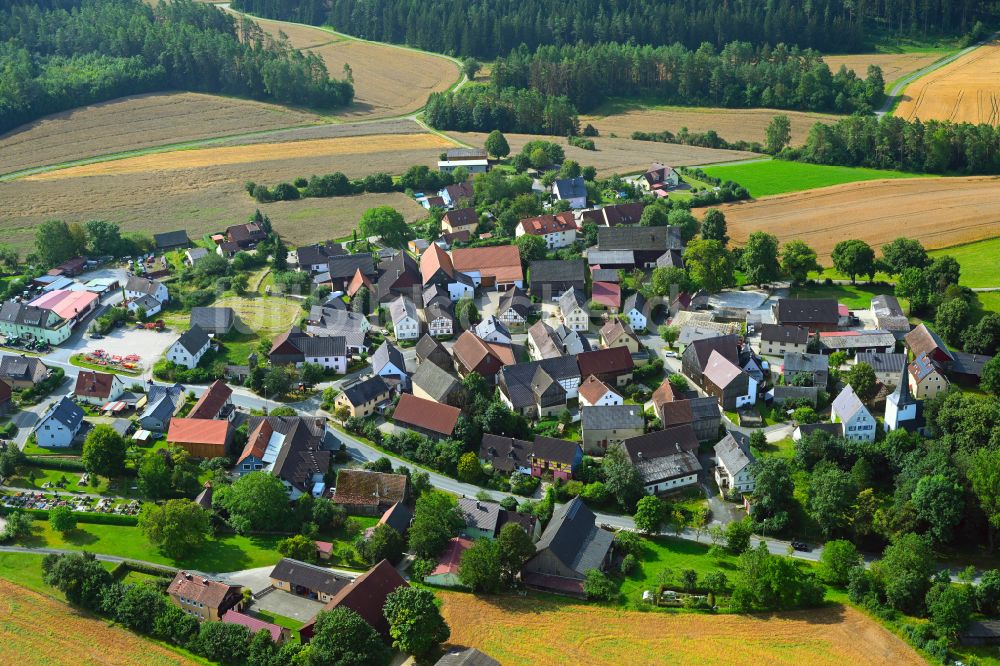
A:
166 418 232 459
167 572 242 622
522 497 613 597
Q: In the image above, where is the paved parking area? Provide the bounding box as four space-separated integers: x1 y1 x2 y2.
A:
252 589 327 622
67 327 176 371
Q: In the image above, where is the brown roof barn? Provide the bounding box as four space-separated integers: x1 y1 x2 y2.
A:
300 560 408 642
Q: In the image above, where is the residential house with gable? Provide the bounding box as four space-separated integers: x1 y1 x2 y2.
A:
772 298 841 332
412 361 463 407
522 497 613 597
299 560 408 643
527 321 587 360
641 163 679 194
497 285 532 326
498 357 581 416
451 330 514 382
652 378 721 442
451 246 524 290
576 346 634 387
392 393 461 440
578 375 623 407
441 208 480 235
389 295 420 341
529 260 586 300
623 293 648 331
702 349 757 410
420 244 474 302
188 379 234 421
167 572 242 622
166 325 210 370
831 385 876 442
909 351 950 399
334 375 392 417
552 177 587 209
558 287 589 332
581 404 644 454
758 324 809 356
371 342 408 391
480 434 534 476
531 436 583 480
458 497 540 542
73 370 125 406
516 213 577 249
138 383 184 432
475 315 512 345
237 415 330 498
599 320 641 354
621 426 702 494
34 396 84 447
293 242 345 273
714 433 755 494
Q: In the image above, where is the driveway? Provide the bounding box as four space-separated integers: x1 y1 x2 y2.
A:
251 590 327 623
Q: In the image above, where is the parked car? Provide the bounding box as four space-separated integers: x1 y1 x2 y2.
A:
791 541 811 552
664 350 677 358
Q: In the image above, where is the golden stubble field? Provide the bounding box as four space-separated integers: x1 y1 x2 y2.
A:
580 106 842 146
438 592 922 666
716 176 1000 261
0 579 197 666
0 92 323 176
895 41 1000 123
824 52 942 83
446 132 757 176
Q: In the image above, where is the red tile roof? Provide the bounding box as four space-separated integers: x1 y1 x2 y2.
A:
420 243 455 284
451 246 523 284
519 212 575 236
167 418 231 447
168 571 241 609
591 282 621 309
74 370 117 399
301 560 408 640
188 380 232 420
431 537 472 576
392 393 461 436
579 375 618 405
222 610 283 642
240 419 273 462
576 346 634 378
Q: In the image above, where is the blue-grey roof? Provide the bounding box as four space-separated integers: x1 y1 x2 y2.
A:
372 341 406 374
581 405 644 431
554 177 586 199
533 497 613 577
39 396 84 431
175 325 210 357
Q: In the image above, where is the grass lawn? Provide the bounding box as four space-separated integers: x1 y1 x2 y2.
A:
789 281 899 310
8 466 109 494
702 159 923 197
212 293 302 339
618 535 740 604
22 441 83 457
928 237 1000 289
753 437 796 461
810 266 896 283
252 609 305 640
216 329 261 365
975 291 1000 316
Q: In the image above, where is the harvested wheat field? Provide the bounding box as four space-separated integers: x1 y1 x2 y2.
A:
27 133 453 180
896 41 1000 124
0 92 322 177
824 53 941 84
581 105 842 145
438 592 921 666
716 176 1000 262
231 9 459 119
0 579 196 666
447 132 757 176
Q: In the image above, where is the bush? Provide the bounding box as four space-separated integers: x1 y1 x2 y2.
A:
25 457 85 471
621 553 638 575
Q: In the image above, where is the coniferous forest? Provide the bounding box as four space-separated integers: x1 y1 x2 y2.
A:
232 0 998 58
0 0 354 134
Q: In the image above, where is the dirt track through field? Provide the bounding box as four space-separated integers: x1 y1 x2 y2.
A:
438 592 923 666
446 132 757 176
895 40 1000 123
0 579 196 665
581 107 842 146
25 133 454 180
716 176 1000 261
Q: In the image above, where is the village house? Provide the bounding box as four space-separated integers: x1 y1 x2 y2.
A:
222 610 288 644
73 370 125 406
299 560 409 643
497 285 532 326
165 325 211 370
475 315 512 345
0 302 72 346
581 202 646 227
596 226 682 269
905 323 953 366
581 404 644 454
652 379 721 442
415 334 453 369
909 351 950 399
362 502 413 542
781 352 829 389
269 558 350 603
305 308 369 353
189 307 236 336
623 293 648 331
188 379 234 421
34 396 84 447
237 416 330 498
529 260 586 300
0 355 48 388
591 280 621 312
153 230 191 252
527 321 587 359
758 324 810 356
578 375 623 407
371 251 421 304
440 181 475 208
552 177 587 209
576 346 634 387
599 320 641 354
137 383 184 432
451 245 524 290
425 537 473 588
871 294 911 338
480 434 534 476
558 287 589 332
332 470 410 516
423 291 455 338
412 361 463 407
167 418 232 459
371 341 408 391
702 350 758 410
516 212 577 249
335 375 392 418
292 242 346 273
320 254 377 294
124 275 170 306
621 426 702 495
772 298 841 332
531 436 583 480
438 148 489 174
226 222 266 248
459 497 540 542
452 330 514 382
167 571 243 622
642 162 680 194
389 295 420 341
856 352 908 387
420 244 475 302
269 329 348 372
817 329 896 355
441 208 480 235
498 357 581 415
522 497 613 597
831 385 877 442
714 433 756 494
30 290 99 327
184 248 208 266
392 393 461 440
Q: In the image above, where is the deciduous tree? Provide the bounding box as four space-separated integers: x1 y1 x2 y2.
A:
81 425 127 479
683 239 733 293
359 206 411 249
700 209 728 245
780 240 821 284
831 239 875 283
741 231 780 285
138 499 211 559
383 586 450 657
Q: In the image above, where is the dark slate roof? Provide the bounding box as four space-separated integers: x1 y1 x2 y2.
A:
533 436 581 466
951 351 992 377
714 433 754 475
783 352 828 373
341 375 390 406
458 497 502 534
480 434 534 473
587 250 635 266
760 324 809 345
796 422 843 438
598 226 681 252
270 558 350 596
500 357 580 409
630 447 701 486
856 352 907 374
41 396 84 430
554 177 586 199
371 341 406 374
621 425 699 462
175 325 210 357
581 404 643 431
774 298 839 325
872 294 905 317
412 361 460 402
557 286 586 315
415 334 452 367
590 268 619 283
295 336 346 358
529 260 586 285
623 292 646 314
153 230 190 248
0 355 46 381
296 242 345 266
374 251 420 302
435 647 500 666
498 285 531 319
688 334 741 370
377 502 413 535
0 301 58 327
533 497 613 577
189 307 235 332
327 254 376 280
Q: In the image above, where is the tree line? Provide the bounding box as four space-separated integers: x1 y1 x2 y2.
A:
424 84 578 135
232 0 995 58
0 0 353 134
492 42 885 114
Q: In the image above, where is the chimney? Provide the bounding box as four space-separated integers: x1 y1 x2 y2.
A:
476 501 482 510
637 451 643 459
